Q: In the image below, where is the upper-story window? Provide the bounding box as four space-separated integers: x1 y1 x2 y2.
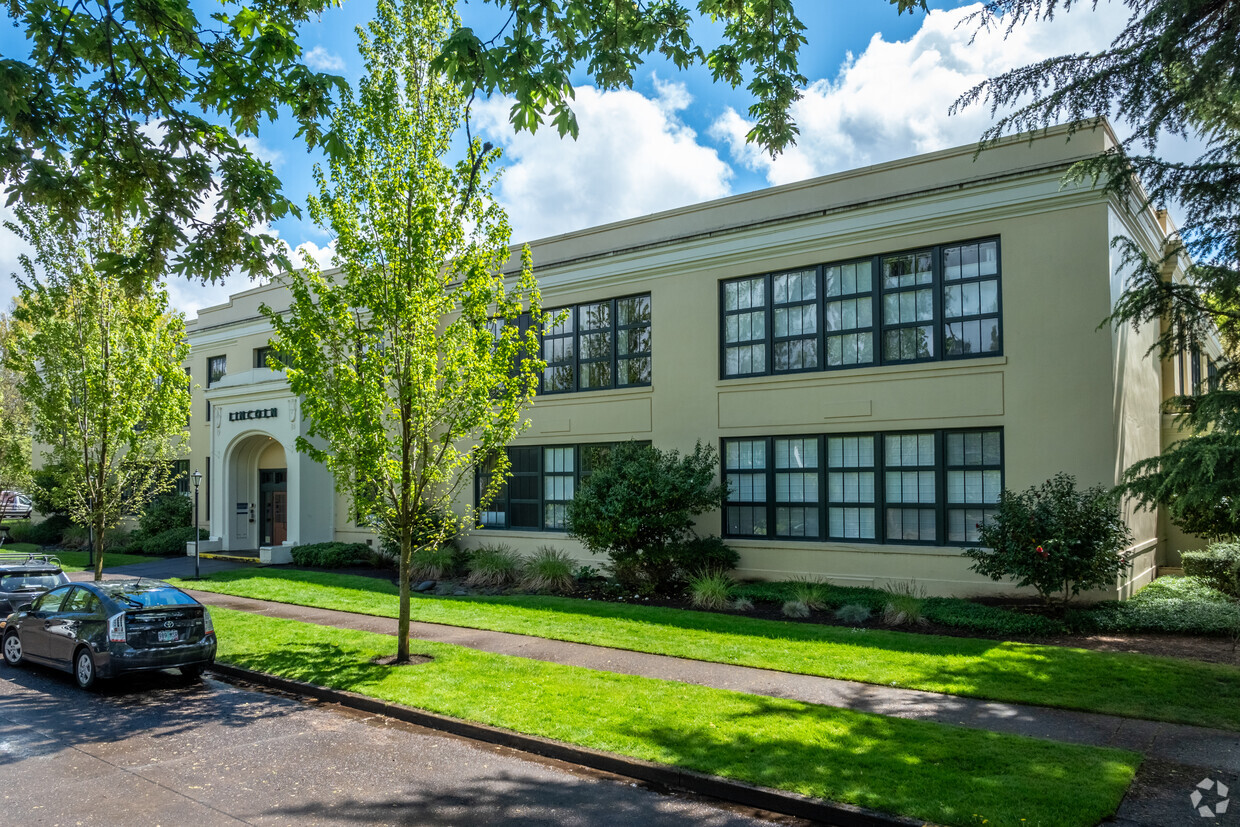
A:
207 355 227 387
541 294 652 394
254 346 285 370
720 238 1001 378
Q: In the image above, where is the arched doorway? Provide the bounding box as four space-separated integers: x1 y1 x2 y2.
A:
223 432 288 551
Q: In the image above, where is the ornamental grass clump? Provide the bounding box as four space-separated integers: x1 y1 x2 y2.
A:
967 473 1134 611
409 546 455 581
834 603 872 625
688 569 734 610
882 594 928 627
521 547 577 594
782 599 811 618
464 544 525 588
789 576 827 611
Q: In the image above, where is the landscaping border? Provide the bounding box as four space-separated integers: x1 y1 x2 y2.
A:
208 662 924 827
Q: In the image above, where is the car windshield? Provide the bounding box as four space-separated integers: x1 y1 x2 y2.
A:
0 572 63 592
97 581 197 608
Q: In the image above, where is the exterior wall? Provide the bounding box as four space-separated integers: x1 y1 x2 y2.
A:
172 124 1176 599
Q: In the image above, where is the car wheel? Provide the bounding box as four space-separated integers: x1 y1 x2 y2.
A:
74 647 97 690
180 664 205 683
2 631 23 666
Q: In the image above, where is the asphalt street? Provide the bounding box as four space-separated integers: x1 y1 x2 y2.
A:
0 662 787 826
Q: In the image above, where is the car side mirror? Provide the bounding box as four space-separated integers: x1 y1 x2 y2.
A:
17 603 32 613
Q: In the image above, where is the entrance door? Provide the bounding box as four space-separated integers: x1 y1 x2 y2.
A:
258 468 288 546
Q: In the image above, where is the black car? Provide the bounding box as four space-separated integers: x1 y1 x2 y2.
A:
0 552 71 616
1 579 217 689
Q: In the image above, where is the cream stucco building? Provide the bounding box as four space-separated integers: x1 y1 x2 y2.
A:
176 123 1217 598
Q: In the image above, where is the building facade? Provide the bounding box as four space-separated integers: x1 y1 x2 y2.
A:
179 123 1213 597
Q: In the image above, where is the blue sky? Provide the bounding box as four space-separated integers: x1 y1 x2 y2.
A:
0 0 1140 314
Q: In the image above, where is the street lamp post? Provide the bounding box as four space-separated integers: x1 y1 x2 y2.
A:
192 469 203 579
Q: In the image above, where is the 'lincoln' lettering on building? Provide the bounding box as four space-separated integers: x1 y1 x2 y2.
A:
229 407 278 422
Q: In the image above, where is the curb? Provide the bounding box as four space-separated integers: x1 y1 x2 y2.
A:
208 662 927 827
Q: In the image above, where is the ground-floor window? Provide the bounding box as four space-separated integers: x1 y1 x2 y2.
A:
476 441 648 532
723 428 1003 546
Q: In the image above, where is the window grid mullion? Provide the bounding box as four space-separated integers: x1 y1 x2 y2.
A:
765 274 774 374
766 436 776 539
817 435 827 541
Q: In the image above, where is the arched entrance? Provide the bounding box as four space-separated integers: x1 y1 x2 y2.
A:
223 432 288 551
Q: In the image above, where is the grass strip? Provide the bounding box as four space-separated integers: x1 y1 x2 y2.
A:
52 549 163 572
212 607 1138 827
178 569 1240 731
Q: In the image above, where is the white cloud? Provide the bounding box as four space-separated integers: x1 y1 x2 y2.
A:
474 79 733 242
711 1 1134 185
304 46 345 72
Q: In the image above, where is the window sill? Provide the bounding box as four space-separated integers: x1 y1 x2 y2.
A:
722 538 979 557
535 384 654 402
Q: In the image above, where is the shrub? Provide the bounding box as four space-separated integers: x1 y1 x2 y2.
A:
145 526 209 557
289 542 370 568
1182 544 1240 597
567 441 723 591
464 544 524 588
969 473 1134 609
408 546 456 581
521 547 577 594
61 525 90 549
688 570 734 610
1072 576 1240 637
782 599 811 618
138 492 192 537
6 519 35 544
23 514 72 546
835 603 872 625
669 536 740 579
921 598 1066 636
730 596 754 612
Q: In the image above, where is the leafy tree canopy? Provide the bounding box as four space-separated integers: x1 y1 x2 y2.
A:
263 0 543 662
1 0 347 291
5 205 190 580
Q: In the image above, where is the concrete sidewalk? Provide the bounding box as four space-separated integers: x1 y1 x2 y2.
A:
185 589 1240 774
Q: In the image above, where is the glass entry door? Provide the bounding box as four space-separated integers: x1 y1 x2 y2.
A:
259 468 287 546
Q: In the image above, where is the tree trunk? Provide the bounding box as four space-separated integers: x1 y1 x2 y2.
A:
397 523 412 662
92 512 105 582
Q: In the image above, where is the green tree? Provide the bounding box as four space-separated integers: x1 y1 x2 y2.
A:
968 473 1134 609
1 0 346 289
944 0 1240 539
566 441 724 590
5 206 190 580
0 313 33 494
433 0 808 155
263 0 544 663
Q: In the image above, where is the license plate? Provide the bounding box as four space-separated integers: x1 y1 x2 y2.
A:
157 629 179 643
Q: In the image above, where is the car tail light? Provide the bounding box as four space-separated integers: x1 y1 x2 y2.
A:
107 611 126 642
203 609 214 637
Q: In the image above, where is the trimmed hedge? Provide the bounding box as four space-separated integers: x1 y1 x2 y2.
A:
290 542 370 568
145 526 209 557
1182 543 1240 597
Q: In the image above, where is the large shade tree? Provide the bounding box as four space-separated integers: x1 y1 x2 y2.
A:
264 0 544 662
947 0 1240 539
1 0 347 289
0 313 33 495
6 206 190 580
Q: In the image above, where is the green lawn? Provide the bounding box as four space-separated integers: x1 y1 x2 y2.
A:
212 608 1138 827
51 549 162 572
177 568 1240 731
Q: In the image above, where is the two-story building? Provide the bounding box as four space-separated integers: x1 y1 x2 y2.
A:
180 122 1217 598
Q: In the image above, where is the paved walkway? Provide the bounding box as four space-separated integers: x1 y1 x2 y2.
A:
181 589 1240 775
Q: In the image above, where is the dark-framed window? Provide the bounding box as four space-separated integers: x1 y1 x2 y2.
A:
1208 358 1220 393
719 237 1002 378
476 441 650 531
255 346 285 370
540 294 651 394
723 427 1003 547
173 460 190 495
1191 345 1203 396
207 355 226 387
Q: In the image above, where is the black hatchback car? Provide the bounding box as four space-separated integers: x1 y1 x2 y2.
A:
1 579 217 689
0 552 71 616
